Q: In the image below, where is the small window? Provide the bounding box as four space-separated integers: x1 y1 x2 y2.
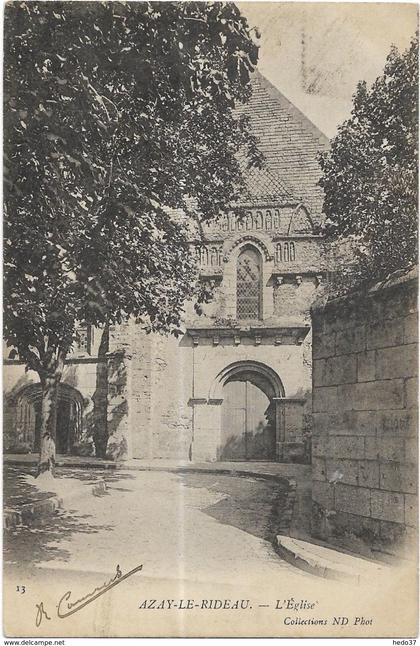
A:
76 325 93 354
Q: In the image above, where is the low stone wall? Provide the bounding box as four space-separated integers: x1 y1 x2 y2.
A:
311 267 418 558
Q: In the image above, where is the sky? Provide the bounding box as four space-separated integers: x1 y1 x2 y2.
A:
238 2 418 137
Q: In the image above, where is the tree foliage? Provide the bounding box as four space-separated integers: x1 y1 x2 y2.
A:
319 33 418 288
4 1 261 369
3 1 261 470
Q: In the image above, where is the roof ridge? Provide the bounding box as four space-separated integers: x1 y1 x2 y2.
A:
253 70 330 146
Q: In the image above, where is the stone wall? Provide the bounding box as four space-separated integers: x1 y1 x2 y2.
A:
311 267 418 557
107 320 194 461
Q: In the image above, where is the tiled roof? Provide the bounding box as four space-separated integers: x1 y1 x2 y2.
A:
239 160 296 205
239 71 329 220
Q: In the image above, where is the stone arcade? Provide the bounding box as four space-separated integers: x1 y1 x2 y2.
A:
3 72 329 463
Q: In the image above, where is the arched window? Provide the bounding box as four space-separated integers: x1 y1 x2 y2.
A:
284 242 290 262
236 246 262 320
276 243 282 263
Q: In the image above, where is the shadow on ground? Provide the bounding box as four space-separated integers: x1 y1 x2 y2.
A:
4 468 137 569
3 464 136 507
4 465 57 507
178 472 290 542
4 508 115 569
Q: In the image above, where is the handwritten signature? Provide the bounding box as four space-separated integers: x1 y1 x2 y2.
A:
35 564 143 627
35 602 51 628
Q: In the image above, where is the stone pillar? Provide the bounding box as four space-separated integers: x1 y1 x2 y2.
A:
191 398 222 462
273 398 286 461
105 349 131 461
274 397 306 463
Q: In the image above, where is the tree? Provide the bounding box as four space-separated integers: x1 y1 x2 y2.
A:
319 33 418 290
4 1 262 475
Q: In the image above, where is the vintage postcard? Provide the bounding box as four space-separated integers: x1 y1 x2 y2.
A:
3 0 419 639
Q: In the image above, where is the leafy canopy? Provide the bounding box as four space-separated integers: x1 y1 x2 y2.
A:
319 33 418 288
4 1 261 375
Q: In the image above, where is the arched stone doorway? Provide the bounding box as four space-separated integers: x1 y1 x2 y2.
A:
212 361 285 462
12 383 83 454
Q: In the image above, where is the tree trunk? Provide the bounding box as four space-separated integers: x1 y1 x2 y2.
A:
37 377 59 476
37 351 65 477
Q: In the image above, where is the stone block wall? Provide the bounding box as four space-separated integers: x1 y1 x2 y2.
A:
108 320 194 461
149 333 193 460
311 267 418 557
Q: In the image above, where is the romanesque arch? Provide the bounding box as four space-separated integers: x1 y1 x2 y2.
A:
223 234 273 263
210 360 285 400
7 383 84 454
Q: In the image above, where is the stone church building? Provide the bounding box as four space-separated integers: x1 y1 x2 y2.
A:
4 72 329 463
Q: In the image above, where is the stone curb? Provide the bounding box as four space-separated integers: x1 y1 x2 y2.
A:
4 480 107 531
275 535 391 585
5 457 118 470
5 456 311 472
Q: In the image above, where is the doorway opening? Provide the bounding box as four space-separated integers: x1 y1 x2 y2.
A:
217 362 284 462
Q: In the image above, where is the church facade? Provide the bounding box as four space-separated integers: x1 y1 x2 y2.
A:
4 72 329 463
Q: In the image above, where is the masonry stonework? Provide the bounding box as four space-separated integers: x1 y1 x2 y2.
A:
311 267 418 558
